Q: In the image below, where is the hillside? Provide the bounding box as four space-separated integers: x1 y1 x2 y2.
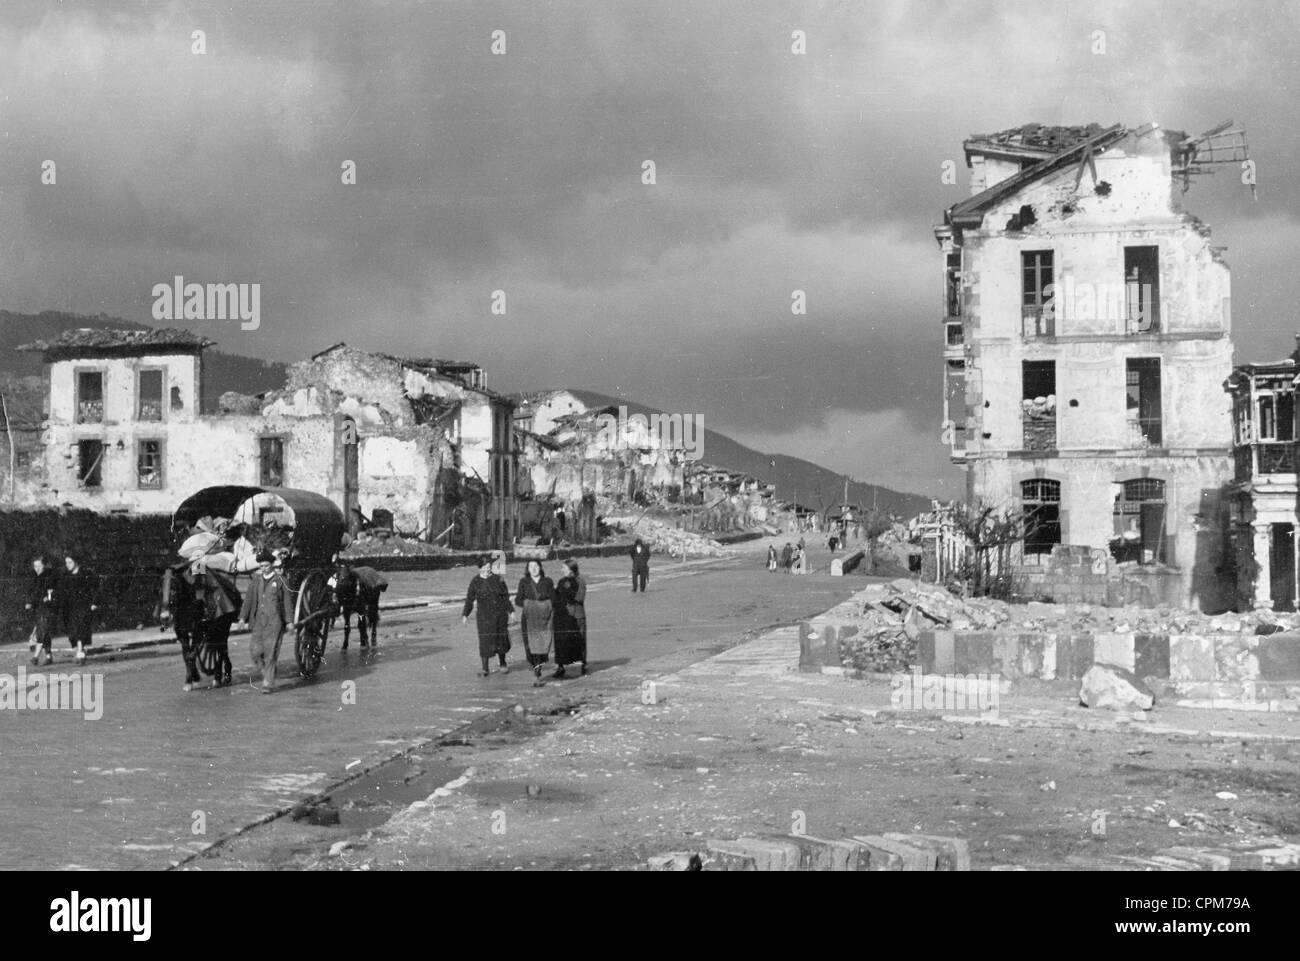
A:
558 388 933 518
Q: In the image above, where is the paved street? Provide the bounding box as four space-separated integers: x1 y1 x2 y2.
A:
0 539 863 869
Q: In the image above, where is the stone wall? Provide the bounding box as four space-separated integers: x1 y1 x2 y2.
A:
1013 544 1184 607
0 507 173 643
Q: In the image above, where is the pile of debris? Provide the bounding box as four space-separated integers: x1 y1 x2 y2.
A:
341 530 447 557
603 515 732 558
834 578 1300 676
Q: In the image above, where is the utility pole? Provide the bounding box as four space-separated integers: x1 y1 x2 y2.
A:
0 390 14 501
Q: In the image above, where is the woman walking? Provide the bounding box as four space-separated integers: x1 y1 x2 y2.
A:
61 553 99 665
25 556 58 666
563 558 587 672
552 560 587 678
514 559 554 686
767 544 778 572
463 555 511 676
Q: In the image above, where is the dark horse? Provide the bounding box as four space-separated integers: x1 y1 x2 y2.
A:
331 562 388 650
158 564 240 690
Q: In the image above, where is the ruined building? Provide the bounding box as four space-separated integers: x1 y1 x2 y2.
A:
1224 352 1299 611
937 122 1250 608
14 331 518 550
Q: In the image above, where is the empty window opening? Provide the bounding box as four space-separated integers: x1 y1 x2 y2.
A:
137 439 163 489
138 370 163 421
76 372 104 424
77 440 104 488
259 437 285 487
1125 246 1160 332
1112 478 1168 565
1022 250 1055 337
1021 478 1061 563
1126 358 1162 447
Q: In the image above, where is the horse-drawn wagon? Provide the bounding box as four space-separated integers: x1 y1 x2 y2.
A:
160 485 346 687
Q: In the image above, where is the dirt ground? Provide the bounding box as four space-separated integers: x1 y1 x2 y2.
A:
225 627 1300 871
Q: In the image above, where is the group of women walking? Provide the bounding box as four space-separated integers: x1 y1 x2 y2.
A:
461 553 588 685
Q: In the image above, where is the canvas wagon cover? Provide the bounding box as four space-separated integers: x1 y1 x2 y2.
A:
172 486 346 563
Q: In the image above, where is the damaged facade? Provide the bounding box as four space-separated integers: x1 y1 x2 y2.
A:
1224 351 1299 611
513 391 689 538
937 122 1247 609
15 331 518 551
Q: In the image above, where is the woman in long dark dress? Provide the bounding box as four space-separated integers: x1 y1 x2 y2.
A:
515 559 554 685
552 563 587 678
462 555 511 676
563 558 588 674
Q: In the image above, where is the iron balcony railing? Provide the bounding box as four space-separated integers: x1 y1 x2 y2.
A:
1022 304 1055 338
1126 416 1163 448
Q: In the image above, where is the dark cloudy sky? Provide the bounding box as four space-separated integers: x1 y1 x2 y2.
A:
2 0 1297 496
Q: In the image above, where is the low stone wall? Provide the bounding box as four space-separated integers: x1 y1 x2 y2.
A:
1012 545 1183 607
0 507 174 643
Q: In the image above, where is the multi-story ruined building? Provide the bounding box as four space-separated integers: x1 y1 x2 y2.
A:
1225 354 1299 611
937 122 1248 608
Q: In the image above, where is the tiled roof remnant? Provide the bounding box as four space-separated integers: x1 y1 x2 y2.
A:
967 123 1108 157
18 327 216 357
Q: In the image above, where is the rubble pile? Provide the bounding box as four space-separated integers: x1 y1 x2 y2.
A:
341 530 447 557
834 578 1300 676
602 515 733 558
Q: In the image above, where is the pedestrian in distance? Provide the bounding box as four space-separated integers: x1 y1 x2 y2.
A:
463 554 512 677
828 533 839 555
25 555 58 666
552 561 588 678
630 537 651 593
514 559 554 686
792 546 807 575
780 542 793 573
239 549 295 693
767 544 778 572
61 553 100 666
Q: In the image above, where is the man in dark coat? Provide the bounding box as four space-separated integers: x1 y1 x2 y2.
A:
25 556 59 666
630 538 651 593
463 555 512 676
780 543 793 572
60 554 100 665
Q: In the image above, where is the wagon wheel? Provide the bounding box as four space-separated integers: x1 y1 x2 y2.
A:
294 571 331 677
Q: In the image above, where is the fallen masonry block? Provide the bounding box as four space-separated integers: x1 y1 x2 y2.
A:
849 835 938 871
781 834 868 871
1159 848 1231 871
883 833 971 871
704 838 801 871
1079 664 1154 711
1230 843 1300 870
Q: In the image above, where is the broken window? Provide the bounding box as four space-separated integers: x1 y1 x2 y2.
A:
1112 478 1168 565
1021 250 1054 337
137 439 164 489
76 371 104 424
1124 246 1160 333
259 437 285 487
1022 360 1056 451
1125 358 1162 447
138 369 164 421
945 250 962 317
1020 478 1061 563
944 360 966 451
77 439 104 488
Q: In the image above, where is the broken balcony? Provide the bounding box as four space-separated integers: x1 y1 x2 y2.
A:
1235 441 1296 481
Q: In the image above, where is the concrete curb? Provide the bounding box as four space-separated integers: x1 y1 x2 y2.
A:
648 832 971 871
